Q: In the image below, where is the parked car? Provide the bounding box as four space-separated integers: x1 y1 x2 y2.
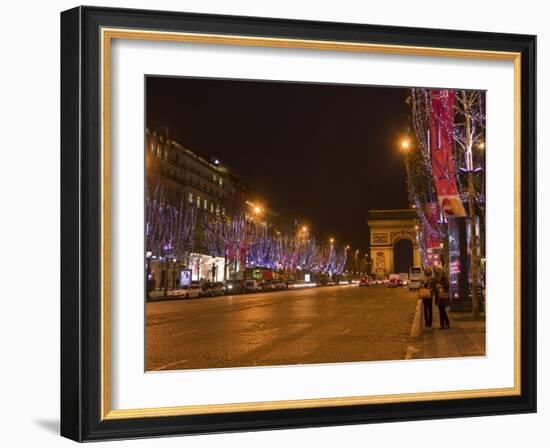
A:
200 282 216 297
169 283 202 298
244 279 261 293
167 288 187 298
259 280 274 292
212 282 225 296
201 281 225 297
271 280 285 290
225 280 245 295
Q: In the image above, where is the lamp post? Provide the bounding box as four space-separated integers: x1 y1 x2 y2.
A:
458 93 483 320
464 169 481 319
172 258 178 289
329 238 334 278
145 251 152 300
162 242 173 297
344 245 350 278
365 253 371 275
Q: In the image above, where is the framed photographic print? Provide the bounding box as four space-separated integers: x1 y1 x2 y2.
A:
60 6 536 442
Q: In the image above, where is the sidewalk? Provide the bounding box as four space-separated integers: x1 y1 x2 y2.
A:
405 299 486 360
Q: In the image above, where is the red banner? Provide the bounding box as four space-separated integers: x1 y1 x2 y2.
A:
426 202 442 249
226 242 234 263
430 90 466 217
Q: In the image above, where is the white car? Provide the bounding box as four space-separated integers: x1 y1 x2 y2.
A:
168 284 202 299
409 279 421 290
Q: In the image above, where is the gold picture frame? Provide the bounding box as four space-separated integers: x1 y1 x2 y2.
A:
61 6 536 441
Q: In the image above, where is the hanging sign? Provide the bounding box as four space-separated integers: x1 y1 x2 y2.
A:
430 89 467 217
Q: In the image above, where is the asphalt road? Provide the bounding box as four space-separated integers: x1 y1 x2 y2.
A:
146 284 418 371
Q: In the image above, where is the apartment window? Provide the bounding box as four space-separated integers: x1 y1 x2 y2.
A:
210 203 214 213
222 207 226 216
215 205 220 216
196 196 201 208
156 145 161 158
188 192 193 204
219 178 223 187
203 199 208 211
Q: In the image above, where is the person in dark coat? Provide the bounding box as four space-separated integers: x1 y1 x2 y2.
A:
435 266 451 329
420 266 434 328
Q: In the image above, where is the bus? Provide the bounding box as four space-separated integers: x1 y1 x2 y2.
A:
408 266 423 290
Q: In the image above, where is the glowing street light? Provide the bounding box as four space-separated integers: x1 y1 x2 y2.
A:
329 237 335 244
400 138 411 153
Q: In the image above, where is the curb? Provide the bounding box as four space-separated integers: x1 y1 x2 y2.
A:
405 299 423 359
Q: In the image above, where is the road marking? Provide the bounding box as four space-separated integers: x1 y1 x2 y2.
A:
171 329 198 337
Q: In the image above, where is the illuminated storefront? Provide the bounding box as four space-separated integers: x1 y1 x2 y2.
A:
189 253 226 282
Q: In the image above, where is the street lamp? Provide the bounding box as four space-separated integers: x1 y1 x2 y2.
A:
400 138 411 153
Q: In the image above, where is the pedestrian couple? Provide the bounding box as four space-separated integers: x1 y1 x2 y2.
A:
419 266 450 329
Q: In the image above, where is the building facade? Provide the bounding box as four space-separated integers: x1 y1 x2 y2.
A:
146 128 235 288
145 128 270 289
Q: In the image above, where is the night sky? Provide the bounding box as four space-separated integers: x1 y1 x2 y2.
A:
146 76 410 251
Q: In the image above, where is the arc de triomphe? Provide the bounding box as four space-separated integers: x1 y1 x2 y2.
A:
367 209 421 277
